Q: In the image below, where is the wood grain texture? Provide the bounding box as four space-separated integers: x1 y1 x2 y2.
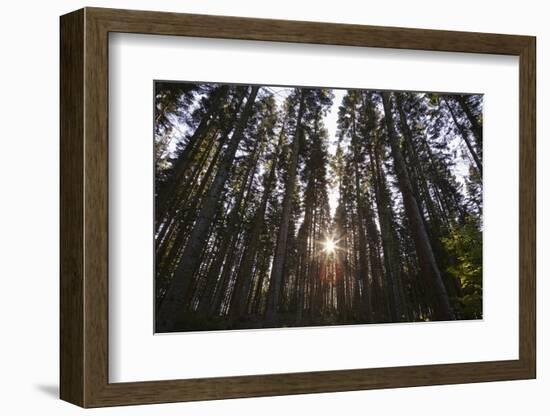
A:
83 10 110 406
518 38 537 375
89 7 531 55
59 8 84 407
59 7 537 408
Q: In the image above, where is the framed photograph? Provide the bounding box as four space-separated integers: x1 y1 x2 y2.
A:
60 7 536 407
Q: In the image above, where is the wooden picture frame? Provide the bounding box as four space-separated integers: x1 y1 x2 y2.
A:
60 7 536 408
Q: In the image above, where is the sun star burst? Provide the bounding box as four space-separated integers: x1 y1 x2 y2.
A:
323 238 337 255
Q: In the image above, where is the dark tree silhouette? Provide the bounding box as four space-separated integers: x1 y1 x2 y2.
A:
154 82 483 332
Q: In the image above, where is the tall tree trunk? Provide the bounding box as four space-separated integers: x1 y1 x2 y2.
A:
370 132 406 321
156 93 246 277
295 135 318 322
363 193 387 322
381 92 455 321
251 244 272 315
155 124 223 252
443 97 482 175
350 107 373 323
156 86 259 332
156 128 222 263
230 126 285 320
156 86 229 219
395 94 462 301
196 136 263 317
264 90 306 324
155 129 226 286
210 228 246 316
395 94 444 228
359 93 396 321
455 95 482 146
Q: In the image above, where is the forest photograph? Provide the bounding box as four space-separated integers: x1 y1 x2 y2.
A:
154 81 483 333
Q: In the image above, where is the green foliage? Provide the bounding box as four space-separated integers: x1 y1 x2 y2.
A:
443 218 483 319
155 83 484 331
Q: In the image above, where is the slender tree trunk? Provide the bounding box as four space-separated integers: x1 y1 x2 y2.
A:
156 86 229 219
251 245 271 315
296 139 317 322
361 92 403 321
230 126 285 320
381 92 455 321
370 134 406 321
350 108 373 323
155 93 246 278
156 124 224 251
156 127 220 249
156 86 259 332
264 90 306 324
196 137 263 317
364 195 387 322
395 94 463 301
294 224 307 322
395 94 443 227
443 97 482 175
455 95 482 146
210 228 245 316
155 133 225 283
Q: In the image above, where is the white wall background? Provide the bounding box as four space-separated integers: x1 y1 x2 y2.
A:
0 0 545 414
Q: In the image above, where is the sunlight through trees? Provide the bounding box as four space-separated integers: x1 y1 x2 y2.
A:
154 82 483 332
